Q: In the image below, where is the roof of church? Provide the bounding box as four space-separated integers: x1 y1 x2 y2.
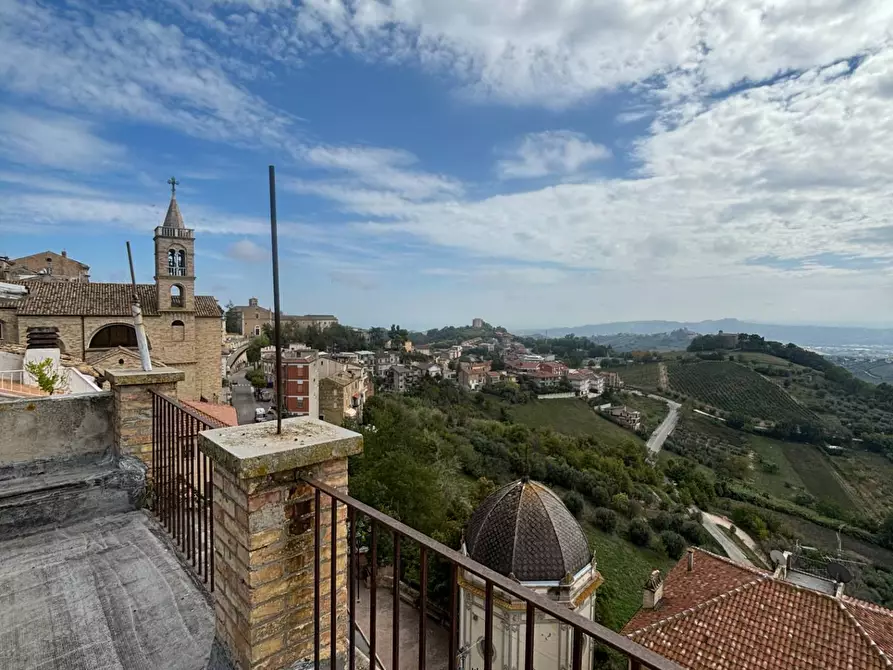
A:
0 282 222 317
162 196 185 229
623 548 893 670
465 479 591 582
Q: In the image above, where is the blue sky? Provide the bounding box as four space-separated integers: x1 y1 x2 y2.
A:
2 0 893 330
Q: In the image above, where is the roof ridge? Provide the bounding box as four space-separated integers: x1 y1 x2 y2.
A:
690 546 771 578
530 482 568 575
837 597 893 666
843 595 893 616
627 575 769 638
470 481 518 552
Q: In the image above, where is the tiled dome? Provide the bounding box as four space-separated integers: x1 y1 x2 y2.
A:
466 479 591 582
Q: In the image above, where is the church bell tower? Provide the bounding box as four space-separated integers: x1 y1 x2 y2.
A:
154 177 196 312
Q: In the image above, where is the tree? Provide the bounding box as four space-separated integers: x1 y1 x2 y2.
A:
24 358 67 395
628 518 652 547
591 507 618 533
562 491 584 518
224 301 242 334
369 327 388 350
660 530 686 559
246 334 270 365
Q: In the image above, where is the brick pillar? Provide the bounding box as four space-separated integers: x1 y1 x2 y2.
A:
106 368 186 473
199 418 363 670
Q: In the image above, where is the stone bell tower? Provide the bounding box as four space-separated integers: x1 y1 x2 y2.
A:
154 177 196 312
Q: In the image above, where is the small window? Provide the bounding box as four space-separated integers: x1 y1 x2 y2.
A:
172 320 185 342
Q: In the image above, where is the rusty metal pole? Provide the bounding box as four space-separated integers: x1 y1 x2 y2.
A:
269 165 283 434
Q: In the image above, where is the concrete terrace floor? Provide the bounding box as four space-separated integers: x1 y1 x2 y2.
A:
0 511 214 670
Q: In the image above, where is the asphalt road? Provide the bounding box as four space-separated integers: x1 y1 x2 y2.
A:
229 370 272 425
696 509 753 566
645 395 681 454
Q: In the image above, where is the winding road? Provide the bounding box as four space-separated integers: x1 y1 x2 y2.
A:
645 395 681 454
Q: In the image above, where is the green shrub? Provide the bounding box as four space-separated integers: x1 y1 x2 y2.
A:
563 491 584 518
629 518 652 547
660 530 686 559
592 507 618 533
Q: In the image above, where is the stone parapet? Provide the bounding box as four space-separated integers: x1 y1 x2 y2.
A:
199 418 363 670
106 367 185 472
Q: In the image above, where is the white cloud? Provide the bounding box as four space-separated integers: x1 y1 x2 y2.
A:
0 109 125 170
226 239 268 262
0 0 294 148
496 131 611 179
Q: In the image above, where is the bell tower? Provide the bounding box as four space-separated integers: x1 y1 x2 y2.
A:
154 177 196 312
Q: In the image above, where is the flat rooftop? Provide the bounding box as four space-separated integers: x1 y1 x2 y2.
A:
0 511 214 670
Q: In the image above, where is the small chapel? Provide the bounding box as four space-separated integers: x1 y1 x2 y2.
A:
0 180 224 401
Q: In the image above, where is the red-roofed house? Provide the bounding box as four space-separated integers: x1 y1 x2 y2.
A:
622 548 893 670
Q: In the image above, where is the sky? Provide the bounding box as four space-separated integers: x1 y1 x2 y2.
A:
2 0 893 330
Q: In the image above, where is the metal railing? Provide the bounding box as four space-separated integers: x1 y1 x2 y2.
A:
168 267 188 277
0 370 44 396
156 226 194 239
150 390 217 591
306 477 681 670
170 295 184 307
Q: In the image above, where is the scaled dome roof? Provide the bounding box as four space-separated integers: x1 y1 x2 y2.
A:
466 479 591 582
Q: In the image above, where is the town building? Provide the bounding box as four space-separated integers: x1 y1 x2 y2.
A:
460 479 601 670
472 317 484 329
600 371 624 390
606 405 642 431
0 250 90 283
229 297 338 337
277 349 319 417
458 360 492 390
567 370 604 398
0 187 224 401
319 368 368 425
623 548 893 669
385 364 415 392
373 351 400 377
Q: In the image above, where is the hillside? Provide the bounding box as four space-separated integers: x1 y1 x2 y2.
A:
668 361 816 424
518 319 893 347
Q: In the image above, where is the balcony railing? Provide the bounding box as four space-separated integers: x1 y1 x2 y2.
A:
156 226 194 239
150 390 217 591
306 477 681 670
168 266 188 277
170 295 183 307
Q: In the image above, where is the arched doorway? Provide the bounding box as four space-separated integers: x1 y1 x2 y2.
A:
89 324 139 349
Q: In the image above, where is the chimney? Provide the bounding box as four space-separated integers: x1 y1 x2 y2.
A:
642 569 664 609
687 548 694 572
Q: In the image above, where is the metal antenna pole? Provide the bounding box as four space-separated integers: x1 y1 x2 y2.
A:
126 241 152 372
269 165 283 435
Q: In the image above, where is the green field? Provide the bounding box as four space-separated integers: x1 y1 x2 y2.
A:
828 451 893 520
668 361 815 423
735 352 798 367
746 434 807 498
584 526 676 629
617 363 660 390
780 442 856 511
510 399 643 447
622 394 669 435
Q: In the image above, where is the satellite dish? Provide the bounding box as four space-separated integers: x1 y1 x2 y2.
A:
770 550 787 567
827 562 853 584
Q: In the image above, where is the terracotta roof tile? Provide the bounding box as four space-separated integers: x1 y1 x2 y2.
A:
182 400 237 427
3 282 221 317
623 549 893 670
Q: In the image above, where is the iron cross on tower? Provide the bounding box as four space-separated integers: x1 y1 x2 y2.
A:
167 176 179 196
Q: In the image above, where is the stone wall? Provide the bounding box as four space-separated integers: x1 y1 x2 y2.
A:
0 391 114 466
0 307 18 344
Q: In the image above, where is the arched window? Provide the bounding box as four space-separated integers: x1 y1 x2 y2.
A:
89 325 138 349
171 284 183 308
172 320 185 342
168 248 186 276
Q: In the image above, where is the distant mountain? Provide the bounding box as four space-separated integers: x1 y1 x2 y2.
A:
517 319 893 347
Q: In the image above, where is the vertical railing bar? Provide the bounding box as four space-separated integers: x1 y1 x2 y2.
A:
331 496 338 669
572 626 583 670
208 459 215 592
392 533 401 670
484 581 493 670
419 546 427 670
348 506 357 670
197 427 203 580
165 400 171 531
190 416 196 566
449 562 458 670
370 521 378 669
151 394 156 514
176 407 183 548
314 488 321 669
525 601 535 670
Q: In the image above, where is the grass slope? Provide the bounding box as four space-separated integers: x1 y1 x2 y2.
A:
617 363 660 390
511 399 643 447
780 442 856 511
669 361 815 423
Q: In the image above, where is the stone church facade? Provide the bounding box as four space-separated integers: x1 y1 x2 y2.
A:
0 190 223 402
